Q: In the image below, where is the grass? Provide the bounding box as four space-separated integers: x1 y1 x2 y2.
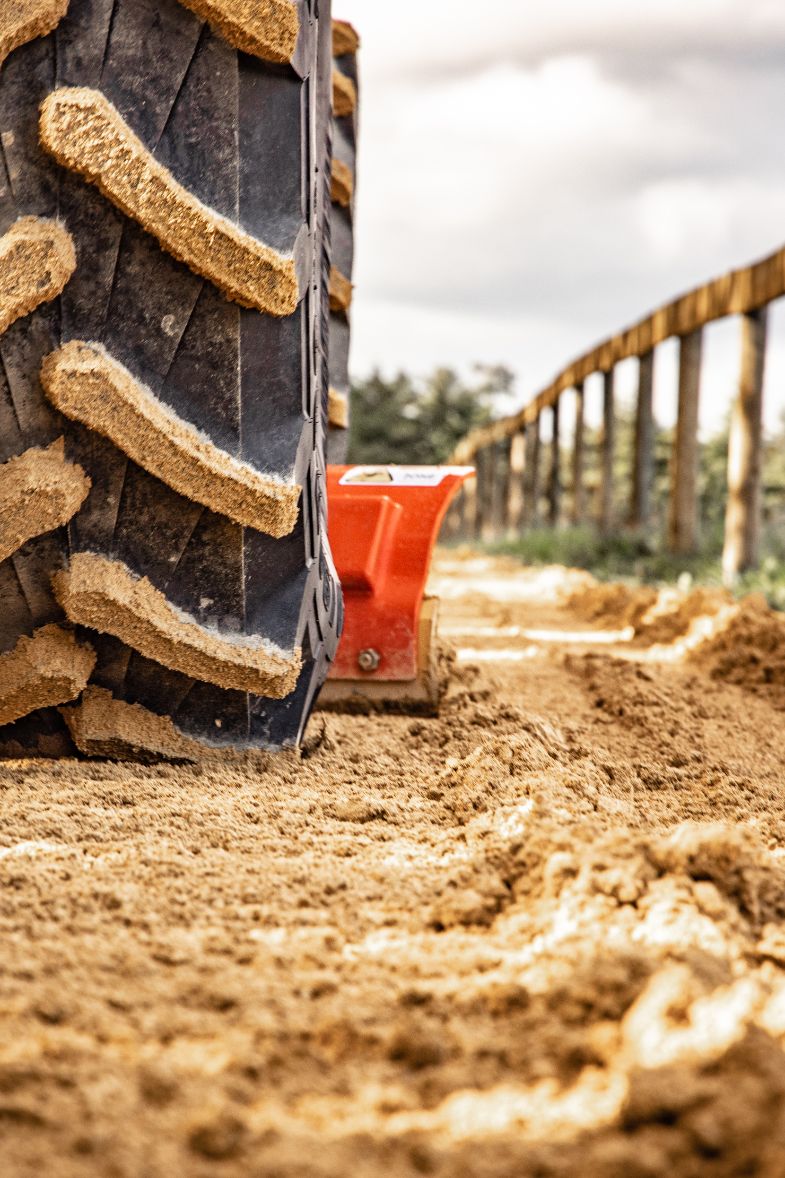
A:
482 523 785 610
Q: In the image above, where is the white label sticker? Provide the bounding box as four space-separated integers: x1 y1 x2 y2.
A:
339 465 474 487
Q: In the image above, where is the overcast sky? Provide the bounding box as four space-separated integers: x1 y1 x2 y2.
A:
336 0 785 435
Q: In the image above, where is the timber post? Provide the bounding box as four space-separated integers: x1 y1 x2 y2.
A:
600 369 615 533
506 431 526 535
492 438 512 538
668 328 703 555
722 308 768 581
571 382 585 525
548 397 561 526
523 415 542 526
479 446 497 542
631 349 655 530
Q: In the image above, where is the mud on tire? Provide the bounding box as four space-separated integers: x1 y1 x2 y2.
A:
326 17 358 462
0 0 340 757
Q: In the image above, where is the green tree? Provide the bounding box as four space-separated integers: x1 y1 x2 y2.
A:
347 365 513 465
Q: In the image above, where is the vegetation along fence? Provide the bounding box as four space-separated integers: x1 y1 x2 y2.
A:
448 241 785 581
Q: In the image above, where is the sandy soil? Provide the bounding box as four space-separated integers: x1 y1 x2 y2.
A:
3 551 785 1176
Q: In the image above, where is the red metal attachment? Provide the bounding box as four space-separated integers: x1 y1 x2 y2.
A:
321 465 473 709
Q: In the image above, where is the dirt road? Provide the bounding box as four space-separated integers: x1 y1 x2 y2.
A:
3 551 785 1176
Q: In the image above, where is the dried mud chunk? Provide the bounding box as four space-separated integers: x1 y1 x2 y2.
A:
329 264 353 312
0 0 68 67
330 158 354 207
175 0 299 63
0 439 90 564
327 387 349 429
332 67 357 118
0 624 95 726
61 686 208 763
42 342 300 538
0 217 76 334
332 19 360 57
53 552 301 697
40 87 298 316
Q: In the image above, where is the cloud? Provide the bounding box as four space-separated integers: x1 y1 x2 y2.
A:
335 1 785 431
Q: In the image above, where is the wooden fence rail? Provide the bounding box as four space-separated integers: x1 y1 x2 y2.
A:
448 241 785 578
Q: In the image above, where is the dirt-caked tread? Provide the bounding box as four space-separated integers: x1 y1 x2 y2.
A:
0 623 95 727
173 0 299 64
0 438 90 563
332 65 356 118
0 0 68 67
0 0 340 754
328 387 349 429
330 158 353 208
331 18 359 57
326 18 359 463
40 87 299 316
61 685 209 761
42 341 300 537
54 552 303 697
329 263 353 313
0 217 76 333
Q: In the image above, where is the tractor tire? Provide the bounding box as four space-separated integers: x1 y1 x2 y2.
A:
326 17 358 463
0 0 340 758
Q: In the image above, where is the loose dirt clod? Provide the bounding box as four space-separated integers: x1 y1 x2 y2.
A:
0 216 76 334
332 18 360 57
39 87 299 317
327 387 348 429
175 0 299 63
61 687 209 762
53 552 302 697
0 623 95 725
329 264 353 312
332 67 357 118
0 0 68 67
41 341 300 539
0 438 90 563
330 157 354 207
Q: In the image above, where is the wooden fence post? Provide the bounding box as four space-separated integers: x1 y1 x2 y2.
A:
506 431 526 535
491 439 510 538
548 397 561 525
722 307 768 581
480 446 498 542
631 349 654 530
668 327 703 554
571 382 585 526
600 368 615 533
523 416 541 526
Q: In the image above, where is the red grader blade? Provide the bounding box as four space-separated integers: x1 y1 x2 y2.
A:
320 465 474 712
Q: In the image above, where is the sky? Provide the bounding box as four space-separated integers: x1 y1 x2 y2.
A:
335 0 785 436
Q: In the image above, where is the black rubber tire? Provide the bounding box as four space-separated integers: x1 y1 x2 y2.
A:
326 19 358 463
0 0 340 756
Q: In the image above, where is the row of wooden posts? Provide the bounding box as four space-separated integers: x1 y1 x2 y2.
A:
449 242 780 582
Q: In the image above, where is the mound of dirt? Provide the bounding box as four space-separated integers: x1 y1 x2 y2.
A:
691 593 785 706
568 581 657 630
568 580 730 646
